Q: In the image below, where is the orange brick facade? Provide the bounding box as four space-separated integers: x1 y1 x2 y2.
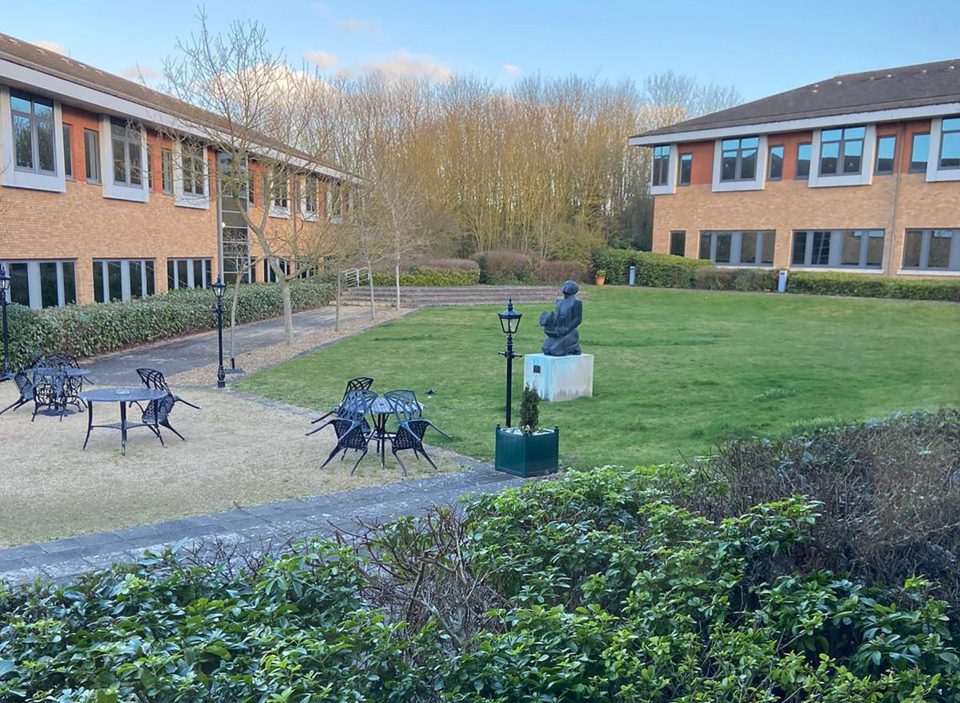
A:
650 118 960 276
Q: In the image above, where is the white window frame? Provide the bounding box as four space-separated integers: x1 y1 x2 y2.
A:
711 135 768 192
93 259 155 302
808 125 876 188
172 139 209 209
926 117 960 182
900 229 960 272
100 115 148 202
269 170 291 218
167 257 212 290
0 86 66 193
0 259 77 309
300 175 319 221
791 230 885 270
699 231 775 267
649 143 677 195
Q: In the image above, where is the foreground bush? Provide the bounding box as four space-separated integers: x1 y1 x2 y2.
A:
3 452 960 700
6 279 333 369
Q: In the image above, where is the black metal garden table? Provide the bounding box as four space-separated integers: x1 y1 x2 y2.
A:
79 387 167 456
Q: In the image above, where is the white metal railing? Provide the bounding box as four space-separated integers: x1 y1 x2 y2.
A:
341 266 371 289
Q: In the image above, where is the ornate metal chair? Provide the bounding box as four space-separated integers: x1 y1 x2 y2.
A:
383 389 421 423
0 370 35 415
31 369 68 421
310 376 375 425
314 418 373 474
306 388 376 437
136 368 200 408
140 393 180 444
389 419 449 476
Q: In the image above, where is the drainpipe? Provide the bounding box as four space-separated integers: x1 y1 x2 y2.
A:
884 124 907 275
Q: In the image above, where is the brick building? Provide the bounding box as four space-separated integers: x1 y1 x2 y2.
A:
0 33 356 309
630 59 960 277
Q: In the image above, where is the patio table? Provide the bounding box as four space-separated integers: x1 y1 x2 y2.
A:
368 396 422 468
79 387 167 456
31 367 90 419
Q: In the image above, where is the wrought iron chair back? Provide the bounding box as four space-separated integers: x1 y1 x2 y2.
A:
345 376 375 393
383 389 421 423
339 389 377 422
136 368 171 391
31 369 68 421
312 417 373 474
390 419 439 475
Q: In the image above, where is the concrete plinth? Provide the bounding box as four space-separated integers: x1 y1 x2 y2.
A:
523 353 594 402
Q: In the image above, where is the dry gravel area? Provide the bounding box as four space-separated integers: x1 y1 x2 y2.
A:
0 380 458 547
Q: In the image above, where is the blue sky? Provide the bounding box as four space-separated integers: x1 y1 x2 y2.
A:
2 0 958 100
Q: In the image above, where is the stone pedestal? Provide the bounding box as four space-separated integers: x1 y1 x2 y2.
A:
523 353 594 402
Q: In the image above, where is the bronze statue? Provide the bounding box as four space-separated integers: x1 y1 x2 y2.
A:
539 280 582 356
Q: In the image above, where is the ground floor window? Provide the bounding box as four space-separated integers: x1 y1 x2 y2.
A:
902 229 960 271
167 258 212 290
791 230 884 269
222 226 254 285
263 258 316 282
93 259 155 303
0 260 76 309
698 231 774 266
670 231 686 257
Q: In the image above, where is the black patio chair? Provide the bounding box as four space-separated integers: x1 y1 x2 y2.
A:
0 370 34 415
383 389 421 423
313 417 373 474
136 368 200 411
306 388 376 437
310 376 375 425
389 418 449 476
140 393 180 444
31 369 68 422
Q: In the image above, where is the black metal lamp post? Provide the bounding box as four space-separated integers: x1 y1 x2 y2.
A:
0 265 11 381
212 277 226 389
497 299 522 427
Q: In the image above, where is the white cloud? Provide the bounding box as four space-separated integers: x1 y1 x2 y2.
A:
32 40 67 56
337 17 380 34
120 65 163 81
362 51 452 83
304 50 339 71
502 64 521 76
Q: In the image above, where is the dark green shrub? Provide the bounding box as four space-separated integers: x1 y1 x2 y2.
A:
788 271 960 301
694 266 740 290
472 250 534 283
733 268 778 291
6 279 333 368
371 265 480 287
519 385 540 431
592 248 711 286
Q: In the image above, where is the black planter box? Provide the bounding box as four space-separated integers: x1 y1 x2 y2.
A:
494 425 559 477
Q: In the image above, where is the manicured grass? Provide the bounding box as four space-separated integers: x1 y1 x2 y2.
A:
239 287 960 468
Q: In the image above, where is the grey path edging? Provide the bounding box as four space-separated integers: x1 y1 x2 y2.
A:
0 463 525 586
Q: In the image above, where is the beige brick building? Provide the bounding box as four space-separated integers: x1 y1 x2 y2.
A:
0 33 355 308
631 60 960 278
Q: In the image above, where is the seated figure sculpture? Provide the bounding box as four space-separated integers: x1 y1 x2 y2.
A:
539 280 582 356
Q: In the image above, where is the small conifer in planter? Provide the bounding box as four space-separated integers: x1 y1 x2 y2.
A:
495 385 559 477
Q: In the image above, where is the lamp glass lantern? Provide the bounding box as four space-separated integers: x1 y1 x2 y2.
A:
0 264 9 294
498 301 521 335
212 277 226 300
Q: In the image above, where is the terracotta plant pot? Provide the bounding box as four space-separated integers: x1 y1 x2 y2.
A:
595 276 606 286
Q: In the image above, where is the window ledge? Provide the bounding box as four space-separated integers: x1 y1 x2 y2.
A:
269 207 291 219
897 268 960 277
789 266 885 274
715 264 774 269
3 170 65 193
712 179 764 193
302 212 319 222
175 193 209 209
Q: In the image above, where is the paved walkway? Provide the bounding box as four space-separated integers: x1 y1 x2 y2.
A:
0 463 524 585
85 305 366 386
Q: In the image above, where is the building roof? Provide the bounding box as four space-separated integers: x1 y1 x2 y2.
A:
0 32 354 180
633 58 960 142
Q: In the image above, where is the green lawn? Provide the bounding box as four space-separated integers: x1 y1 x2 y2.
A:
239 287 960 468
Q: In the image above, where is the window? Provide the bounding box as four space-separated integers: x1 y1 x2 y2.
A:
272 171 289 211
83 128 100 183
92 259 155 302
161 148 172 194
875 135 896 175
910 133 930 172
247 172 256 206
0 260 76 309
678 153 692 186
167 258 212 289
699 231 775 266
11 90 56 174
146 146 153 189
304 175 319 214
110 119 142 186
670 231 686 257
795 143 811 179
652 145 670 186
181 143 205 196
768 145 784 180
62 124 72 178
903 229 960 270
720 136 759 181
327 181 342 221
263 258 292 283
792 230 884 268
939 116 960 170
819 126 865 176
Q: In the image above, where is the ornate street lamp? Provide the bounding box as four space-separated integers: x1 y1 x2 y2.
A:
212 277 226 389
497 299 522 426
0 265 11 381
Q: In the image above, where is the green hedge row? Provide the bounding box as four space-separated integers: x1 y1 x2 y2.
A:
5 279 334 369
592 249 960 302
371 266 480 287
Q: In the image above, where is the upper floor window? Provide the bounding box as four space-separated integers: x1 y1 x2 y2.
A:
304 175 319 214
720 137 758 181
62 124 72 178
327 180 342 221
110 119 142 187
83 129 100 183
909 133 930 173
677 153 692 186
161 148 173 194
699 231 774 266
181 143 205 196
939 116 960 170
652 145 670 186
11 90 56 175
903 229 960 270
792 230 884 269
819 126 865 176
768 145 784 180
875 135 896 175
795 143 811 179
272 172 289 210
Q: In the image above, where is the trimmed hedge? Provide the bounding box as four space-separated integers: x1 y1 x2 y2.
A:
534 259 589 283
371 265 480 287
787 270 960 301
6 279 333 369
592 248 711 286
472 250 534 284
